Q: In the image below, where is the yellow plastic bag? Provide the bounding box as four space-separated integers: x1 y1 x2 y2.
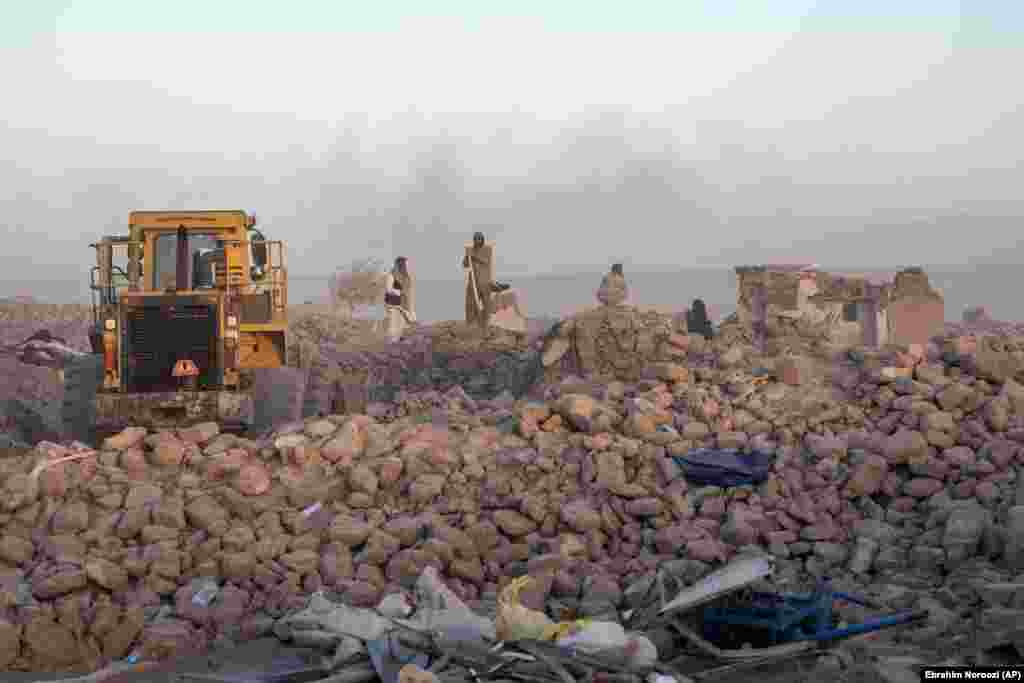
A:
494 576 591 642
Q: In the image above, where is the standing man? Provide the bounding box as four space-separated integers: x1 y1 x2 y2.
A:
383 256 416 341
596 263 628 306
394 256 415 321
463 231 494 327
687 298 715 340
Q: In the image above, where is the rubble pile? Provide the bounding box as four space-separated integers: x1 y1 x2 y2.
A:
1 322 1024 675
0 302 92 326
539 306 679 381
2 300 1024 678
0 303 94 448
309 321 544 406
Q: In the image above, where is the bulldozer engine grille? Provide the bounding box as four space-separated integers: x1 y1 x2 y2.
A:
124 303 218 392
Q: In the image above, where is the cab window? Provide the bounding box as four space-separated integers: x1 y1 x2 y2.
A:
152 232 220 290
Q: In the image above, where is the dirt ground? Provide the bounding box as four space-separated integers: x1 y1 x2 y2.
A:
3 639 324 683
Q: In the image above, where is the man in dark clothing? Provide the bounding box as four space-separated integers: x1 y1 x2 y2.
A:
687 298 714 340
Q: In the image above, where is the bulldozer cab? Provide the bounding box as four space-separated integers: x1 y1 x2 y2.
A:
91 211 285 310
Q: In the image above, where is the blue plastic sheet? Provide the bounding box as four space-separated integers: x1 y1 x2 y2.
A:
670 448 774 487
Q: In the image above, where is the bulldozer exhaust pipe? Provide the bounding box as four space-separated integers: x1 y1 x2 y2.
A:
175 225 189 291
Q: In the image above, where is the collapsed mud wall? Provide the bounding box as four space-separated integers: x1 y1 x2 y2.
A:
539 305 682 382
305 308 686 410
963 335 1024 383
735 266 945 349
308 322 547 408
314 342 545 404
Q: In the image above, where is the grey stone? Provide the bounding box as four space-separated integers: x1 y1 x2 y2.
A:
909 546 946 570
916 528 943 546
813 542 849 566
854 519 897 543
943 505 991 564
873 663 922 683
916 596 958 631
887 509 915 524
977 583 1024 607
848 537 879 574
660 559 711 585
805 556 829 577
874 547 909 572
1004 506 1024 571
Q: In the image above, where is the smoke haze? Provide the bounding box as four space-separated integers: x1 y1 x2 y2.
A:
2 2 1022 287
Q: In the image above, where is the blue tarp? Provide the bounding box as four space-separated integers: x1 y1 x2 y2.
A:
671 448 774 487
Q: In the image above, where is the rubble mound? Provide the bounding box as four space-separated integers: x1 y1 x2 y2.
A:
0 302 92 325
286 311 387 369
1 340 1023 673
305 321 542 414
540 305 680 382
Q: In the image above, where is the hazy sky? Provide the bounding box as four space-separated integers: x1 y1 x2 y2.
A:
2 1 1022 283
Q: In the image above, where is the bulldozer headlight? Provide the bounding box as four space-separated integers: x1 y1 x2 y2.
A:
104 319 116 330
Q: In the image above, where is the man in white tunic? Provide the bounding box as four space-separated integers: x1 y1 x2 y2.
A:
383 256 416 341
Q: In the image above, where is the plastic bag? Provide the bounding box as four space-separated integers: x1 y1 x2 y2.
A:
376 592 415 619
557 622 659 668
495 576 591 642
495 576 557 641
394 567 495 641
556 621 630 652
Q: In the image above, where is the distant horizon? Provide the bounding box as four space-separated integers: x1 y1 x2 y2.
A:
0 261 1015 287
4 2 1023 282
5 264 1022 323
289 261 1018 283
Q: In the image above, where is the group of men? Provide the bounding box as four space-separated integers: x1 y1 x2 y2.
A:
379 232 714 341
380 231 505 341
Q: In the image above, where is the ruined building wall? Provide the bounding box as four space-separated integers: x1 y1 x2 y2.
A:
885 269 945 347
737 266 944 349
735 269 864 345
807 272 879 346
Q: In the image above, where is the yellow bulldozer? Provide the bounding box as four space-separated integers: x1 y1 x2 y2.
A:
64 210 307 444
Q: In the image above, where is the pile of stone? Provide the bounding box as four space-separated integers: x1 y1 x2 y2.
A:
1 332 1024 673
310 321 544 407
951 306 1024 337
0 303 92 326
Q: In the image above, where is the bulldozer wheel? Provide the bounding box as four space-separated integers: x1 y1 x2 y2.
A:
249 367 309 435
62 354 102 445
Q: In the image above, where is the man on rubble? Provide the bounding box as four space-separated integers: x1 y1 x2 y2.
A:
383 256 416 341
463 231 495 327
596 263 628 306
687 298 715 340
